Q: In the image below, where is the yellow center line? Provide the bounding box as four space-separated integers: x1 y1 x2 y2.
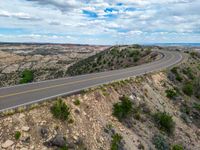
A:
0 53 174 99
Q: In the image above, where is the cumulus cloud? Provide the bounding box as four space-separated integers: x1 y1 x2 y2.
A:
0 0 199 44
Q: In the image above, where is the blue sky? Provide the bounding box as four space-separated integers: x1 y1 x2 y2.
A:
0 0 200 44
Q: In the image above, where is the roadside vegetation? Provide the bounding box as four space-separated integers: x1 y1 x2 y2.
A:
67 45 157 76
51 99 70 121
19 69 34 84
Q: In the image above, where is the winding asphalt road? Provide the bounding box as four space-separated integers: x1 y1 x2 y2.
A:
0 50 183 112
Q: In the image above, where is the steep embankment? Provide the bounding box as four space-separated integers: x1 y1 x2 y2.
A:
167 51 200 128
67 45 159 76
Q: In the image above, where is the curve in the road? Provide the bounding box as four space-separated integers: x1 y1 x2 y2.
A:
0 50 183 112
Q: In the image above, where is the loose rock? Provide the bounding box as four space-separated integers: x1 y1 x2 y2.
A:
2 140 14 148
22 126 30 132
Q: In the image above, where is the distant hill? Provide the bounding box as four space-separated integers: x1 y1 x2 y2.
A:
67 45 159 76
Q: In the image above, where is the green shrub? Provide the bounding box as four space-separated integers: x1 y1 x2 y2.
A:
176 75 183 82
14 131 21 140
113 96 133 120
111 133 123 150
152 134 169 150
20 69 34 84
165 89 177 99
171 67 182 82
129 50 141 62
193 103 200 111
51 99 70 121
129 50 140 57
172 144 184 150
154 112 175 134
182 82 193 96
74 99 80 106
133 55 140 62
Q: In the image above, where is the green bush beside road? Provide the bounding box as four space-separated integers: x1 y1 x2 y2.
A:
20 69 34 84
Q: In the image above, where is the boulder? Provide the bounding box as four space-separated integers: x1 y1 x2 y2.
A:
44 134 66 147
22 126 30 132
2 140 14 148
22 136 30 144
39 126 48 138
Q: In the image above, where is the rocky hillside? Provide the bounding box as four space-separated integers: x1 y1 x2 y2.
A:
167 51 200 128
67 45 159 76
0 51 199 150
0 44 107 87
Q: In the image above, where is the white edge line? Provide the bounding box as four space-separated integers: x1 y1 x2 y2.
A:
0 52 183 113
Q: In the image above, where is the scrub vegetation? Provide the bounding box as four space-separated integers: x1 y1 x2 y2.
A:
67 45 157 76
51 99 70 121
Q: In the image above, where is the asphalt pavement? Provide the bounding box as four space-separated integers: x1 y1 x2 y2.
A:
0 50 183 112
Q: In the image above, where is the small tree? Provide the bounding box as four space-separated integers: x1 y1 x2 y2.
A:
51 99 70 121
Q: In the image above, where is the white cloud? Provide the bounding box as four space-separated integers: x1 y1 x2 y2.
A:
0 0 199 44
26 0 82 12
0 10 41 20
